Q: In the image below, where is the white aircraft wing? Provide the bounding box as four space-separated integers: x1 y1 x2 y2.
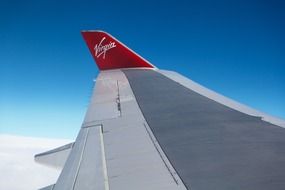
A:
36 31 285 190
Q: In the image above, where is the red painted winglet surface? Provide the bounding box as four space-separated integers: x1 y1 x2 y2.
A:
81 30 155 70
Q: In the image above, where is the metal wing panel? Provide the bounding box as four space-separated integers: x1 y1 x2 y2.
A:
53 125 107 190
39 184 55 190
52 70 187 190
159 70 285 128
35 142 74 169
83 71 122 123
123 69 285 190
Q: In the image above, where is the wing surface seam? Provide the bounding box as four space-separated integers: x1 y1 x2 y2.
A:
72 128 90 190
100 125 110 190
143 123 179 185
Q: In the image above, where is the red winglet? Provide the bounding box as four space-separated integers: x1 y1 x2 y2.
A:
81 30 155 70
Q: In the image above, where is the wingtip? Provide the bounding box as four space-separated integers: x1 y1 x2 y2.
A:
81 30 156 70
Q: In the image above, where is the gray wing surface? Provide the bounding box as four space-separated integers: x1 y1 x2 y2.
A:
123 69 285 190
38 68 285 190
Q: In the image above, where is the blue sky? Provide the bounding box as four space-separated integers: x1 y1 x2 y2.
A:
1 0 285 139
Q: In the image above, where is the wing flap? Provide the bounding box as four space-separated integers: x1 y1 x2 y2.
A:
35 142 74 169
52 125 107 190
39 184 55 190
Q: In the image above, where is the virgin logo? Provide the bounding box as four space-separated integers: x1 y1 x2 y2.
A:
94 37 116 59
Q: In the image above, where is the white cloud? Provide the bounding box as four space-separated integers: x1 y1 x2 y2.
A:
0 134 72 190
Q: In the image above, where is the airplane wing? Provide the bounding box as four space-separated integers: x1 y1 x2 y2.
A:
35 31 285 190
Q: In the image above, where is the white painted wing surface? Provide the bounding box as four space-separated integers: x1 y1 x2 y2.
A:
41 70 187 190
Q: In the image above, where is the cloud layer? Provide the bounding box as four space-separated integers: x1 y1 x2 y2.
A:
0 134 72 190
